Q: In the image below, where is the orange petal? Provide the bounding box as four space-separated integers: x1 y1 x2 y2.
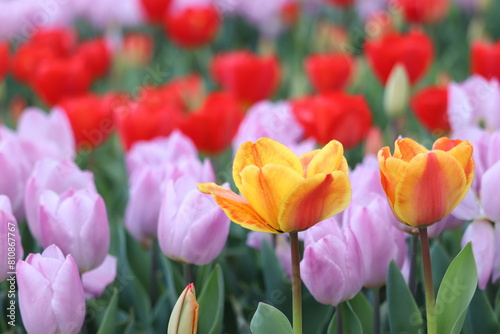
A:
232 138 303 190
305 140 348 177
434 139 475 185
393 151 468 227
299 149 320 173
198 183 279 233
378 147 408 205
394 138 428 162
239 164 303 231
278 171 351 232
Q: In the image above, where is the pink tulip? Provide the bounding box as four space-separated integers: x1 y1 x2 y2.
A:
82 254 117 299
17 245 85 334
301 219 364 306
158 176 230 265
39 189 109 272
25 158 96 242
0 196 23 282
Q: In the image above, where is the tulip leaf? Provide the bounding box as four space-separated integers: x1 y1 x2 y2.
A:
436 243 478 334
386 261 423 334
250 302 293 334
152 290 172 334
197 265 225 334
467 288 500 334
97 289 119 334
326 302 363 334
431 241 452 295
302 292 333 334
348 292 374 334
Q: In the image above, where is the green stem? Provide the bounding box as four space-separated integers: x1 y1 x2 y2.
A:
150 239 159 306
183 263 194 285
408 234 419 297
290 232 303 334
419 227 436 334
336 304 343 334
373 288 380 334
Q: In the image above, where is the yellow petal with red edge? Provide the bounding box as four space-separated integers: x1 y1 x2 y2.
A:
378 147 409 204
305 140 348 177
232 138 303 190
238 164 303 231
394 138 428 162
278 171 351 232
433 138 475 185
198 183 280 233
392 150 468 227
299 149 320 174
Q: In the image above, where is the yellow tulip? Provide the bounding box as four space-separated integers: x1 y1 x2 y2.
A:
378 137 474 227
198 137 351 233
168 283 199 334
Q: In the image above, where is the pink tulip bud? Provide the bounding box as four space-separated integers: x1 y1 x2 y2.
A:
158 176 230 265
168 283 199 334
0 196 23 282
39 189 110 272
82 254 117 299
17 245 86 334
24 158 96 242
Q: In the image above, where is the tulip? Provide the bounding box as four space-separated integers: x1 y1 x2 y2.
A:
364 30 434 85
199 137 351 233
29 28 76 56
461 220 494 290
324 0 354 8
168 283 199 334
304 53 355 93
392 0 450 24
471 40 500 81
82 254 117 299
0 196 23 282
120 33 154 66
291 92 373 149
378 137 474 227
39 189 109 272
140 0 172 23
25 158 96 242
17 245 86 334
211 51 281 105
411 85 450 133
0 42 8 82
301 219 364 306
384 64 410 118
158 176 230 265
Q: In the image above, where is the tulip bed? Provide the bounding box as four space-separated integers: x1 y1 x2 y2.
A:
2 0 500 333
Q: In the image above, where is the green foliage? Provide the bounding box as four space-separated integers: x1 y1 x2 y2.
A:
250 303 293 334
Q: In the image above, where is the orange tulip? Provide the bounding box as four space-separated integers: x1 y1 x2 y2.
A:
198 138 351 233
378 137 474 227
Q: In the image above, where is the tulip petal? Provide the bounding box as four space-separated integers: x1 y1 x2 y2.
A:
232 138 303 190
306 140 348 177
299 149 320 173
394 151 468 226
481 161 500 222
378 147 408 203
239 164 303 231
198 183 278 233
394 138 428 161
279 171 351 232
433 139 475 184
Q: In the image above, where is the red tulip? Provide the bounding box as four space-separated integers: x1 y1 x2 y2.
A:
392 0 450 24
324 0 354 8
364 30 434 85
57 94 116 149
31 55 93 105
29 28 76 57
305 54 354 93
139 0 172 23
76 38 111 79
211 51 281 105
410 86 450 133
292 93 372 149
121 33 154 66
281 2 300 26
180 92 244 154
164 5 220 48
0 42 9 81
10 44 59 83
471 41 500 81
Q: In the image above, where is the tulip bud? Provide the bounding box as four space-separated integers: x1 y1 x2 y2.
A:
0 196 23 282
168 283 199 334
384 63 410 118
17 245 86 334
82 254 117 299
39 189 110 272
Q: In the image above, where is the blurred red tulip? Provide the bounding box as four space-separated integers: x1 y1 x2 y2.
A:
324 0 354 8
140 0 172 23
364 30 434 85
471 41 500 81
180 92 244 154
292 92 372 149
281 2 300 26
57 94 117 149
211 51 281 105
410 86 450 133
10 44 59 83
29 28 76 57
0 42 9 81
76 38 111 79
392 0 450 25
31 55 93 105
164 6 220 48
305 54 354 93
121 33 154 66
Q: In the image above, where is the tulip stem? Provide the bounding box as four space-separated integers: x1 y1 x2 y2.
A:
337 305 343 334
373 288 380 334
150 239 159 306
408 234 418 297
419 227 436 334
183 263 195 285
290 232 303 334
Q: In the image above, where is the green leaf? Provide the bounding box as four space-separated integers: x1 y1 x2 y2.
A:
250 303 293 334
152 290 172 334
197 265 225 334
431 241 452 295
97 289 119 334
348 292 374 334
436 243 478 334
386 261 423 334
467 288 500 334
326 302 363 334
